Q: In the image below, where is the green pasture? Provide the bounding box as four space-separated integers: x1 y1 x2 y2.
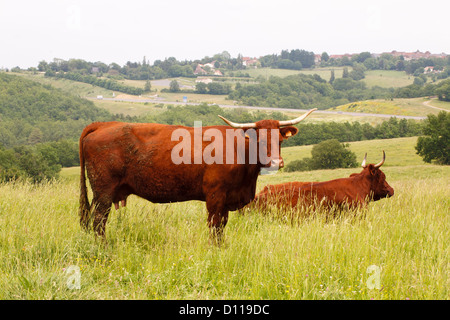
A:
329 98 450 117
10 72 116 98
363 70 414 88
245 67 345 81
0 137 448 300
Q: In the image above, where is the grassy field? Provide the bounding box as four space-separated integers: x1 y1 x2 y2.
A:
10 72 116 98
329 98 450 117
92 99 167 118
363 70 414 88
245 68 413 89
245 67 345 81
0 137 448 300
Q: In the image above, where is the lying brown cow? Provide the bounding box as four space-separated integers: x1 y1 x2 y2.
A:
254 151 394 212
79 109 316 241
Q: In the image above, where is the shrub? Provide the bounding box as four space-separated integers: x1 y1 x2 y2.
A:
415 111 450 164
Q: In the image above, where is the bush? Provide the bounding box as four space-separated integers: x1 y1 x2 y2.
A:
284 158 313 172
0 145 60 183
284 139 358 172
310 139 358 170
415 111 450 164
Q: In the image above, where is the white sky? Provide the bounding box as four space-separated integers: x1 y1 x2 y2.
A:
1 0 449 68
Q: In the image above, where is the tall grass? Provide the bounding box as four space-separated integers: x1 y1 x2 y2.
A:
0 165 448 300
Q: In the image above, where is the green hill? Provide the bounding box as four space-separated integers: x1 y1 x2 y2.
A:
0 72 112 147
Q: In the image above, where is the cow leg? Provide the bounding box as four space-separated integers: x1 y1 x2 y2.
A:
91 197 112 238
207 210 229 245
206 194 229 245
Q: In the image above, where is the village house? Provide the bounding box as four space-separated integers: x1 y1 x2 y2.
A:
242 57 259 68
194 64 208 75
329 53 355 60
387 50 448 61
194 61 223 76
314 54 322 64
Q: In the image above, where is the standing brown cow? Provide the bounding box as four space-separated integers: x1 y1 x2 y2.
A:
79 109 316 241
254 151 394 211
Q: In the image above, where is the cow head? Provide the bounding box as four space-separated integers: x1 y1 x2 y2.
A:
218 108 316 170
361 151 394 200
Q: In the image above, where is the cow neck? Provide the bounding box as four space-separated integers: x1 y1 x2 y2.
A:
350 170 372 193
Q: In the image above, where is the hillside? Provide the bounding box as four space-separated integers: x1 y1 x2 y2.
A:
0 73 112 147
329 98 450 117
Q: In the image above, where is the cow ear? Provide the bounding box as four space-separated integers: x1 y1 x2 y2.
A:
280 126 298 139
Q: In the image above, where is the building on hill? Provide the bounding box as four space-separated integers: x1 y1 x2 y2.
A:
314 54 322 64
195 77 213 84
194 61 223 76
242 57 259 68
194 65 208 75
387 50 448 61
329 53 355 60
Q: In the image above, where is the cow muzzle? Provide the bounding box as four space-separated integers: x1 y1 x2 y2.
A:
387 187 394 197
267 158 284 169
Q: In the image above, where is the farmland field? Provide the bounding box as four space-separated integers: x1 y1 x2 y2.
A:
245 67 345 80
0 137 448 300
329 98 450 117
363 70 414 88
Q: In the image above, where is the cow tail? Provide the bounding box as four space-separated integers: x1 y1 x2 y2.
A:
79 123 101 230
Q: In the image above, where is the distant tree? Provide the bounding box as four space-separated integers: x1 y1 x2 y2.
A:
207 82 231 95
329 70 335 84
363 57 378 70
38 60 48 71
195 82 208 94
284 139 358 172
236 54 244 70
221 51 231 61
413 77 425 86
396 59 405 71
342 67 349 78
415 111 450 164
321 52 330 62
169 80 180 92
353 52 372 63
349 63 366 80
341 56 352 66
144 80 151 92
436 80 450 101
310 139 358 170
284 157 314 172
28 128 43 145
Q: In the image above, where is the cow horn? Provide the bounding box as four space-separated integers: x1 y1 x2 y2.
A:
218 115 257 129
361 153 367 168
278 108 317 127
374 150 386 168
